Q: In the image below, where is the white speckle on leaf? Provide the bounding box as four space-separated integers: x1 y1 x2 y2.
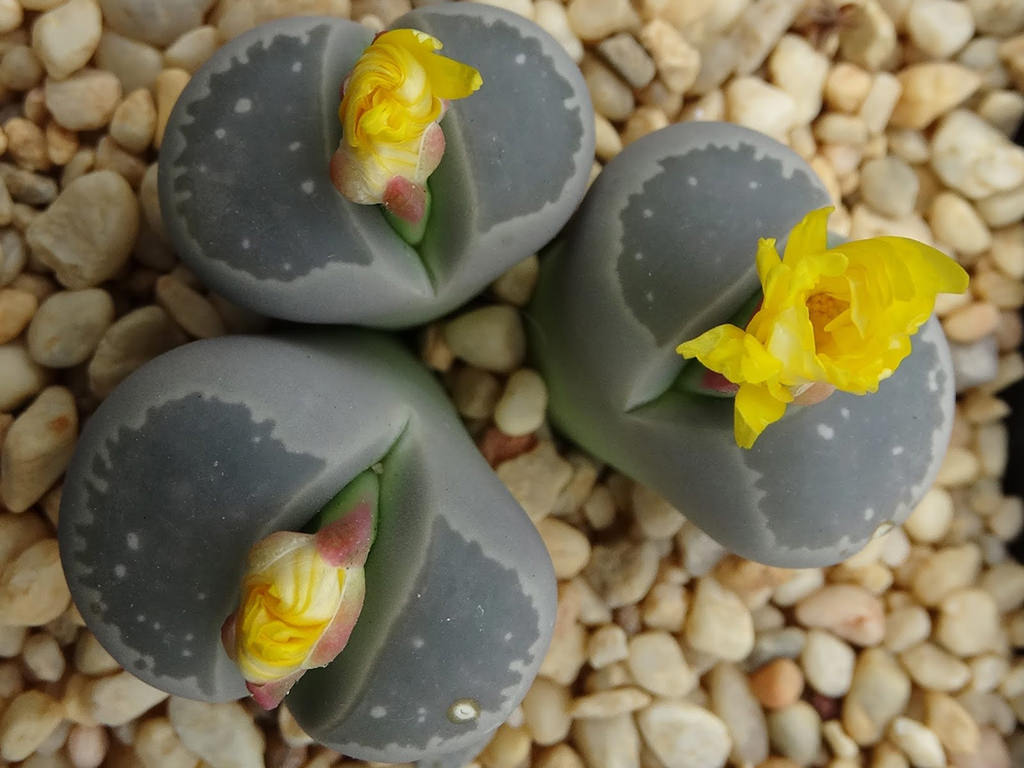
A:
927 367 939 392
301 180 315 195
687 176 697 186
126 533 139 550
634 252 643 261
645 291 654 302
412 637 424 649
448 699 480 723
840 407 850 419
136 614 145 622
235 98 253 114
642 208 653 218
864 507 875 521
370 706 387 719
241 238 251 250
215 128 226 139
749 181 759 189
289 141 301 151
817 423 835 440
292 61 302 72
114 564 126 578
892 445 904 455
514 53 526 64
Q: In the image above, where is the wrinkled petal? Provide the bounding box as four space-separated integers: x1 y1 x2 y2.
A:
782 206 831 265
735 382 788 449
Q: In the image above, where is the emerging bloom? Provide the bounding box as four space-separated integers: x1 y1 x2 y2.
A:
677 207 969 449
330 29 483 224
221 503 373 709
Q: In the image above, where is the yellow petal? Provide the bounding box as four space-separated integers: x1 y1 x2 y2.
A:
756 238 780 286
782 206 832 265
734 382 788 449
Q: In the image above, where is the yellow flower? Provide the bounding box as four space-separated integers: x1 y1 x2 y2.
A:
677 207 969 449
222 504 373 709
330 29 482 223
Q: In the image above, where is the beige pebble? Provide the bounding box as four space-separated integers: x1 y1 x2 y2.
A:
631 483 684 540
749 657 804 710
935 587 1001 657
907 0 974 58
892 63 980 130
0 288 36 344
571 687 651 718
794 584 884 646
0 689 64 762
593 114 622 161
725 76 796 142
597 32 654 88
95 30 162 94
451 366 500 420
860 156 918 218
980 560 1024 611
94 135 146 188
0 537 69 627
21 633 64 682
490 254 538 307
73 632 119 676
884 604 931 654
164 26 219 73
627 631 696 698
88 305 187 399
133 717 200 768
44 70 121 132
976 185 1024 229
767 700 821 766
494 368 547 437
732 0 806 76
0 512 49 573
0 163 58 207
889 717 946 768
4 117 49 172
521 678 571 746
706 662 768 767
0 623 24 657
154 68 190 149
912 543 983 606
1 385 76 513
166 697 265 768
975 421 1008 476
641 582 686 632
27 289 115 368
801 629 855 697
582 484 616 530
931 110 1024 200
32 0 102 80
685 576 754 662
976 89 1024 137
679 89 725 122
587 624 628 668
154 274 225 339
640 19 700 95
86 673 167 728
572 713 639 768
584 540 659 609
620 105 668 145
888 127 931 164
636 700 732 768
839 0 898 70
988 496 1024 540
26 170 139 290
45 121 78 167
772 568 824 606
969 0 1024 35
566 0 640 41
445 305 525 373
537 517 591 579
534 0 583 62
0 0 21 32
968 654 1009 694
901 641 972 691
905 488 955 543
825 63 873 113
580 56 634 121
943 303 1001 344
768 34 829 126
973 269 1024 311
842 647 911 746
535 744 584 768
66 724 107 768
929 192 992 256
678 521 727 576
925 691 980 754
496 441 572 522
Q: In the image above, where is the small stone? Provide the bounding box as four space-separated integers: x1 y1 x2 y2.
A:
936 587 1001 658
566 0 640 41
627 631 696 697
749 658 804 710
154 275 225 339
94 135 146 187
0 0 21 33
26 171 138 289
988 496 1024 540
584 541 659 609
572 714 639 768
537 517 590 579
587 624 628 668
445 305 526 373
794 584 884 646
597 33 654 89
888 127 931 164
496 441 572 522
580 56 634 121
860 156 918 217
900 642 972 691
889 717 945 768
769 34 829 125
108 91 156 157
95 30 163 93
801 629 855 697
491 254 538 307
891 63 981 130
481 724 531 768
451 366 500 420
907 0 974 59
534 0 583 62
842 647 911 745
0 288 36 344
640 19 700 95
521 678 571 745
747 627 806 671
641 582 686 631
943 303 1001 345
46 121 78 167
0 690 64 762
725 76 796 142
154 68 190 149
968 0 1024 35
494 368 547 437
535 744 585 768
932 110 1024 199
0 539 69 626
636 701 731 768
0 163 57 206
26 289 114 368
884 604 931 653
67 724 107 768
772 568 824 606
164 26 219 73
925 692 980 754
815 113 869 146
32 0 102 80
74 631 119 676
929 192 992 257
0 386 76 513
571 687 651 718
134 718 200 768
88 305 187 399
678 522 727 576
620 106 668 145
211 0 349 39
86 673 167 728
977 88 1024 137
20 633 63 682
685 577 755 662
825 63 873 113
980 560 1024 611
99 0 216 47
732 0 806 76
912 544 983 606
905 488 955 543
45 70 121 132
767 701 821 766
839 0 898 70
4 118 49 173
630 484 684 540
707 662 768 767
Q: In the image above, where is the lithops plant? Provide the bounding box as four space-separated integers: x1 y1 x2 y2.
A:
527 122 967 568
159 3 594 327
58 330 555 765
